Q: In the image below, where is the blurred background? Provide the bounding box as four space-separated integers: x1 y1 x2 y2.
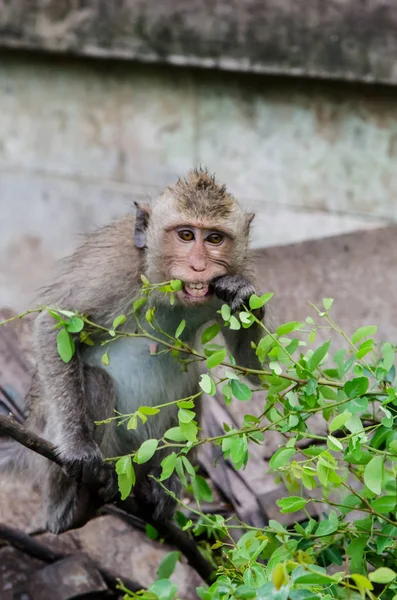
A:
1 1 397 339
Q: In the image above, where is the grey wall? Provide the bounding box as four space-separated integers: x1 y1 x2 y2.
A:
0 50 395 310
2 0 397 85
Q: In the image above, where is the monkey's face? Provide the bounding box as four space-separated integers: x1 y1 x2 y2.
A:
163 225 234 306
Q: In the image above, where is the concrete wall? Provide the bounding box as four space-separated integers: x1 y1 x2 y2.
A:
2 0 397 85
1 50 396 310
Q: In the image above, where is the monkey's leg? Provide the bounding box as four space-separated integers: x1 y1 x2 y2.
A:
44 366 118 534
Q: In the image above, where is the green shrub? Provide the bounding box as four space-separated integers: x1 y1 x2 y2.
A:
51 282 397 600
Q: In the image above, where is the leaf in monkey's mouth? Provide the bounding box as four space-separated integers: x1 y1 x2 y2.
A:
183 282 210 299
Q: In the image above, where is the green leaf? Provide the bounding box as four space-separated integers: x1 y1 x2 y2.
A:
294 573 337 585
199 374 216 396
57 309 76 318
101 351 110 366
178 408 196 423
383 342 395 371
229 315 241 330
115 456 135 500
256 336 274 362
156 551 180 579
56 329 75 363
65 316 84 333
351 574 373 593
230 379 252 401
344 377 369 399
351 325 377 345
139 406 160 416
222 383 232 405
308 341 330 371
221 304 232 321
364 455 384 495
181 456 195 479
133 296 147 311
345 396 368 414
276 322 302 336
145 523 159 540
269 447 295 470
170 279 183 291
201 323 221 345
377 524 397 554
230 436 247 465
323 298 334 310
206 349 227 369
164 427 186 442
369 567 396 584
315 515 338 537
112 314 126 329
180 420 198 442
149 579 178 600
193 475 213 503
145 308 155 323
329 411 352 433
327 435 343 452
160 453 178 481
276 496 307 513
177 399 194 409
289 591 321 600
372 495 396 514
239 311 254 325
174 319 186 339
48 309 66 323
356 339 373 359
249 292 274 310
127 414 138 430
134 439 159 464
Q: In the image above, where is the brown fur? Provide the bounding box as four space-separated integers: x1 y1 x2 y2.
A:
5 169 268 534
170 168 235 220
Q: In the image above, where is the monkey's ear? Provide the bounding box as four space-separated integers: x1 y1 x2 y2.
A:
245 212 255 230
134 202 151 249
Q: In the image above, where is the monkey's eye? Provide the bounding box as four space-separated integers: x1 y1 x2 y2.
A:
206 232 224 245
178 230 195 242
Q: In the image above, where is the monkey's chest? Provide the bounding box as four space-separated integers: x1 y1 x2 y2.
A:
83 336 199 435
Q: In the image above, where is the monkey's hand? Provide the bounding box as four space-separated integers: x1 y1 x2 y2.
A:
212 274 263 316
60 443 118 503
135 468 180 522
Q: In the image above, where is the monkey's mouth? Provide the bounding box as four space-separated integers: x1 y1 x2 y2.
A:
182 282 211 301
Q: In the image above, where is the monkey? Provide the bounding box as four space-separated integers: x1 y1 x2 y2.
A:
5 168 269 534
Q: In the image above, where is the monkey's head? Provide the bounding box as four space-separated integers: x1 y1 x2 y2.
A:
135 169 254 307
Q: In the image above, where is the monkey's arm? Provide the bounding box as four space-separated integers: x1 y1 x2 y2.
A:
33 312 100 463
212 273 269 383
33 216 141 466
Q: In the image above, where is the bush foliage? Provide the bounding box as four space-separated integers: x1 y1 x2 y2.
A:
47 280 397 599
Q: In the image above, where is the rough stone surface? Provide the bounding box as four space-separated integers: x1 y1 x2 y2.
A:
1 1 397 84
254 225 397 343
0 476 203 598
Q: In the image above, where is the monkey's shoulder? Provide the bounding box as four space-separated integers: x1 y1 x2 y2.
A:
41 214 144 308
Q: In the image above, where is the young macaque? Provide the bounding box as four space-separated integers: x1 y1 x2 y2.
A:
9 169 269 533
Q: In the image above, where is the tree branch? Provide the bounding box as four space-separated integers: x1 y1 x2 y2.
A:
0 414 215 584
